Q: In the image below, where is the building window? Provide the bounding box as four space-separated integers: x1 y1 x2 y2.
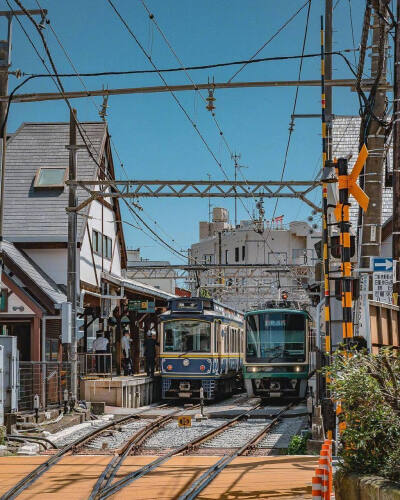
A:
34 167 67 188
0 289 7 312
235 247 239 262
225 249 229 264
242 245 245 260
92 229 101 254
203 254 213 264
103 234 112 259
92 229 113 260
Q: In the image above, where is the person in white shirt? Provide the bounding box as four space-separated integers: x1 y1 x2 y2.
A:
93 333 109 373
121 330 132 375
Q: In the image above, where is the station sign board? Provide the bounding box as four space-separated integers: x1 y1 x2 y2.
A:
372 258 393 304
128 300 155 313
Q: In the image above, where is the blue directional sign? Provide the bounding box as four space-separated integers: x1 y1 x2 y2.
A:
372 257 393 272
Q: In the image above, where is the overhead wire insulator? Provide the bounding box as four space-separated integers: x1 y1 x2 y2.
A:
206 89 215 112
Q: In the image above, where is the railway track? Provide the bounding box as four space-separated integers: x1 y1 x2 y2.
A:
177 403 293 500
0 398 301 500
95 400 292 500
0 403 195 500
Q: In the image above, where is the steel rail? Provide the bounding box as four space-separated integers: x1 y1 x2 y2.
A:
89 406 200 499
97 400 263 499
176 402 294 500
0 412 145 500
7 434 58 449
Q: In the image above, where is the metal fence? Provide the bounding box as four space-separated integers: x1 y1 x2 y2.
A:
78 353 112 378
19 361 77 412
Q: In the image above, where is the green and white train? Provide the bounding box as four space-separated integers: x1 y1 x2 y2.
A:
243 302 314 399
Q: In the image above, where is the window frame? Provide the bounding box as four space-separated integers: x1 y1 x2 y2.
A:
92 229 113 260
235 247 239 262
34 167 68 189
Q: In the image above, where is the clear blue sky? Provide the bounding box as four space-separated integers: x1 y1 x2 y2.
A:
4 0 381 263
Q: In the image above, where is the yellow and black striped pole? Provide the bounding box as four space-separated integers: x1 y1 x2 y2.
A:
337 158 353 343
321 16 332 354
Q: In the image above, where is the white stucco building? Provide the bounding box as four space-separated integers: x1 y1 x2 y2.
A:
189 207 320 310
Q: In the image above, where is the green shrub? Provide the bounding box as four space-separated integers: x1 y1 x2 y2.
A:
325 348 400 482
287 432 310 455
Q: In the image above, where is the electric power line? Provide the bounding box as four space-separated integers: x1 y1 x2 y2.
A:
9 0 189 264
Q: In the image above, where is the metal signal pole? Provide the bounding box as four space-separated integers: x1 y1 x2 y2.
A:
320 16 332 354
393 0 400 303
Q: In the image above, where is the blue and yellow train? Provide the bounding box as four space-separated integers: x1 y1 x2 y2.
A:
243 301 314 399
159 297 244 400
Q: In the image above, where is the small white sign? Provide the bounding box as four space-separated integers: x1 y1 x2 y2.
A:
373 271 393 304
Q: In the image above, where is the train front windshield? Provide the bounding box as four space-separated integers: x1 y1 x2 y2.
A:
163 320 211 353
246 312 306 363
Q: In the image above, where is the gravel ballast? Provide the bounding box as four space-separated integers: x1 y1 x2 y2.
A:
143 419 227 449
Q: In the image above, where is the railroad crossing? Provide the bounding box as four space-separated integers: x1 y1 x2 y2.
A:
0 0 399 499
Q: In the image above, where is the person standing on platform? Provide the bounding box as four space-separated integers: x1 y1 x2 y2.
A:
121 329 133 376
93 332 109 374
144 323 158 377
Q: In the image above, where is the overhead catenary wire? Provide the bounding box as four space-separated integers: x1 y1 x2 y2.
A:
9 0 189 264
261 0 312 294
139 0 254 220
105 0 228 178
17 47 360 79
8 0 344 300
108 0 308 299
33 0 184 253
227 0 311 83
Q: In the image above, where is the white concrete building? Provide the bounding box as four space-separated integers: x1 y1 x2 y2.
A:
126 249 176 295
189 207 320 310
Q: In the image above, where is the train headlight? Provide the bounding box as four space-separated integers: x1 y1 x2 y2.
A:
182 359 190 367
200 365 205 371
167 364 173 371
294 366 301 372
247 367 259 373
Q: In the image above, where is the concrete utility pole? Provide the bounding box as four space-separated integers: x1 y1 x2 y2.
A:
393 0 400 303
66 109 78 403
0 13 11 242
361 2 390 267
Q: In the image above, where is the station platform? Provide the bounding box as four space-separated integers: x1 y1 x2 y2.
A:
80 374 160 409
0 455 319 499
